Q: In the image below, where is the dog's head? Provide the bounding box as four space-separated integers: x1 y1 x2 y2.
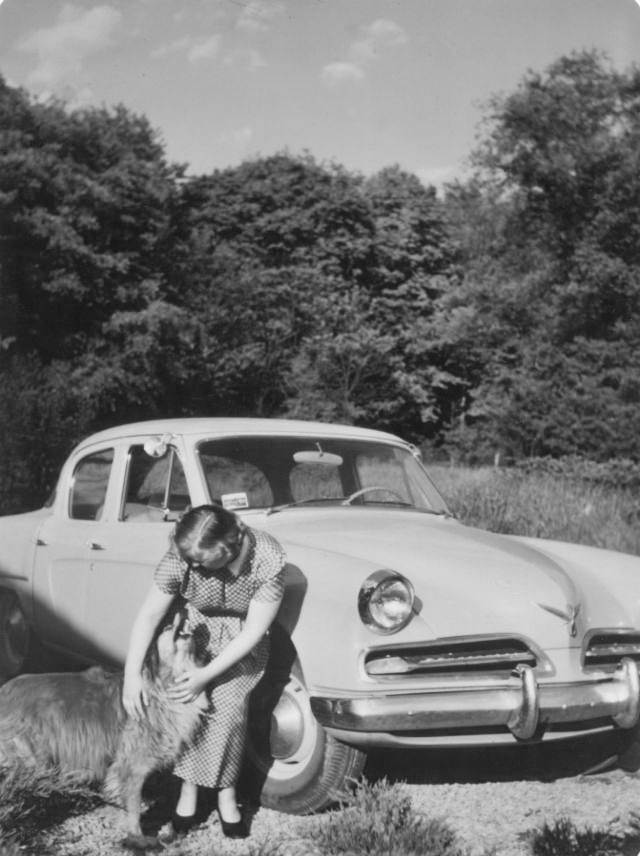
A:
146 609 208 712
155 608 200 678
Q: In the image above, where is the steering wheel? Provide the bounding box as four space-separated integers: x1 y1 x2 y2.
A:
341 485 406 506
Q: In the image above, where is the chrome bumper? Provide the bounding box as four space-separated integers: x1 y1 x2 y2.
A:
310 658 640 741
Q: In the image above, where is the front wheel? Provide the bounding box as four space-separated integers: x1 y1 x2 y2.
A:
244 665 366 814
0 591 31 679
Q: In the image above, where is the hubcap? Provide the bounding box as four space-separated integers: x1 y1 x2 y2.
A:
249 672 320 781
270 690 305 759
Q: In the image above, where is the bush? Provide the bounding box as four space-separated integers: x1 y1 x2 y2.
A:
529 817 622 856
428 464 640 555
313 778 466 856
514 456 640 491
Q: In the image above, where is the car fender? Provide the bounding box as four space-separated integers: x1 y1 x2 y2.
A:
275 539 433 695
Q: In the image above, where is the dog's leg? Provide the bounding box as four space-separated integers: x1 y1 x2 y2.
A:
107 757 160 851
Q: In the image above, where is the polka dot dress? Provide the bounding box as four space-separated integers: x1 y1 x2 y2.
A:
154 527 286 788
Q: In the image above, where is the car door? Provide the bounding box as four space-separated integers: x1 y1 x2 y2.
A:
79 437 194 665
32 444 116 656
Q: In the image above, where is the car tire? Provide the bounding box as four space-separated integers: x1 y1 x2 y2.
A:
0 591 31 679
243 661 366 814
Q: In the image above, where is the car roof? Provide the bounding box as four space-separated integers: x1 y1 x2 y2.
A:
78 417 406 449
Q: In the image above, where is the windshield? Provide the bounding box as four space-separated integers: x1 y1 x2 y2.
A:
196 435 449 514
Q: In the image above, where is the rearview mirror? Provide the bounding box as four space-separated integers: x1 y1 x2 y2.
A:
293 450 343 466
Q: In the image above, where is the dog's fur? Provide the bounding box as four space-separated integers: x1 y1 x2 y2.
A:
0 610 207 848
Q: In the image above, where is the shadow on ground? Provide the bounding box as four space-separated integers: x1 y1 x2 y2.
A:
363 730 628 785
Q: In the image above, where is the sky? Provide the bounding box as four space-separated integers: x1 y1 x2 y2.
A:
1 0 640 188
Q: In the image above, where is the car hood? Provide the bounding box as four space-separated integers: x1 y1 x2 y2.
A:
265 508 589 645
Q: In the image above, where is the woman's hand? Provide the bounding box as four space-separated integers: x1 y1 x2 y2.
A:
123 671 149 721
168 667 210 703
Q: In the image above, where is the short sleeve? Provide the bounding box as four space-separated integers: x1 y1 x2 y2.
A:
154 549 184 595
251 530 286 604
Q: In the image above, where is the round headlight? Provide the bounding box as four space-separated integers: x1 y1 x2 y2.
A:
358 570 415 634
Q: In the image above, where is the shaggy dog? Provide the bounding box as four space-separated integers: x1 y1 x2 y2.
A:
0 609 207 849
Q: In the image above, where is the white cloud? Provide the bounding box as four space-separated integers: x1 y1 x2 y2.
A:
224 47 267 70
350 19 407 64
321 17 407 87
231 126 254 146
187 34 223 63
20 4 122 89
321 61 365 86
213 125 255 148
150 36 192 59
236 0 285 33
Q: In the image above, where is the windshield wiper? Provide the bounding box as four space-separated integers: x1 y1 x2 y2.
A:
266 497 348 516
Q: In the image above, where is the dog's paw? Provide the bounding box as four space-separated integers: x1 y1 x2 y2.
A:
121 832 161 851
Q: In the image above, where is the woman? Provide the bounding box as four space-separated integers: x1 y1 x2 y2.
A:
123 504 286 841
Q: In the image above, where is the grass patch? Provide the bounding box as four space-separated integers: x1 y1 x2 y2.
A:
429 464 640 555
528 817 622 856
0 765 101 847
311 778 467 856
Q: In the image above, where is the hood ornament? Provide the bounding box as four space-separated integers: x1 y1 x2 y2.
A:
537 602 581 637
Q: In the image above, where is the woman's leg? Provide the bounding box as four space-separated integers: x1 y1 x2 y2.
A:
217 785 241 823
175 778 198 818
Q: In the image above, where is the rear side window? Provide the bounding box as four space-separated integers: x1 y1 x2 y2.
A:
69 449 114 520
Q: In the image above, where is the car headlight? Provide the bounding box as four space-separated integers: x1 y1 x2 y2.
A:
358 570 415 634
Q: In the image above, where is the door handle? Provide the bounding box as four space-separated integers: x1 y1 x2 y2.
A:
36 538 47 546
87 541 105 551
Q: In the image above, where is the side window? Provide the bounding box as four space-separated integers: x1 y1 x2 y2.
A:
69 449 114 521
199 455 273 510
122 445 190 522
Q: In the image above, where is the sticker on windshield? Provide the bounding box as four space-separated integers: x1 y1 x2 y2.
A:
221 492 249 510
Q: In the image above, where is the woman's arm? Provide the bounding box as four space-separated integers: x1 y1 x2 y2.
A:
169 595 283 702
123 583 175 719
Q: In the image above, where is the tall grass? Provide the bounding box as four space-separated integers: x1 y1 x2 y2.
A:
429 465 640 556
0 765 100 847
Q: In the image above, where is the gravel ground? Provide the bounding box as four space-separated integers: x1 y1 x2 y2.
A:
29 770 640 856
25 745 640 856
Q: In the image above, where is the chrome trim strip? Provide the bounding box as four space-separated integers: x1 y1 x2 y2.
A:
366 649 536 676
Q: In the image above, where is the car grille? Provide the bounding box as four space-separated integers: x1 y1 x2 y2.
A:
583 632 640 669
364 636 538 679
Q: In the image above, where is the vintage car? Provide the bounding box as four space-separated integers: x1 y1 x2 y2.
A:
1 418 640 813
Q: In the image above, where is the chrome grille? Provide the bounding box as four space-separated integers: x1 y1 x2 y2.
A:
365 637 537 678
584 632 640 668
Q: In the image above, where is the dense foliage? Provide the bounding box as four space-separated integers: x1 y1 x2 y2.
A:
1 50 640 511
437 51 640 462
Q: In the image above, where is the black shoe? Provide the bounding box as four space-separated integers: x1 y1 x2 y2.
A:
219 816 248 839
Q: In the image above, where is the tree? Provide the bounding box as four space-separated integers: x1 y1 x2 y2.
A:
436 51 640 461
0 76 181 362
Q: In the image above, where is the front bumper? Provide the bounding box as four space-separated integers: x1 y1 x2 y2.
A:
310 658 640 742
